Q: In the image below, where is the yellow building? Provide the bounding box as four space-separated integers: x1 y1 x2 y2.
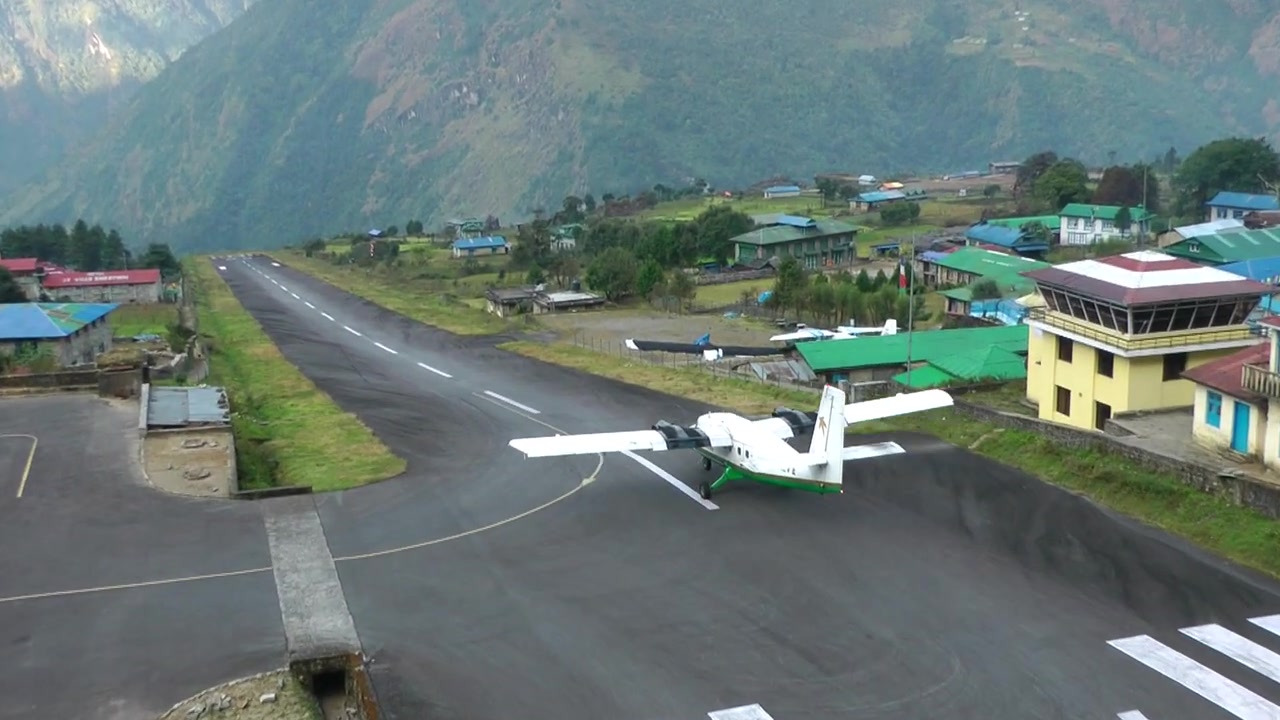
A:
1022 250 1273 430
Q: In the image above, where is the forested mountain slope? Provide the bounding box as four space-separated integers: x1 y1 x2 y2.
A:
0 0 255 195
4 0 1278 252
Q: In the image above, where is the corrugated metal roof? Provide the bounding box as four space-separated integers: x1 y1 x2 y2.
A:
1168 227 1280 263
1220 257 1280 284
891 364 956 389
964 223 1045 249
147 386 230 428
731 219 859 247
1059 203 1154 221
1173 218 1245 238
0 303 117 340
931 246 1050 277
796 324 1028 372
856 190 906 203
986 215 1062 231
765 185 801 192
930 345 1027 381
1206 192 1280 211
452 236 508 250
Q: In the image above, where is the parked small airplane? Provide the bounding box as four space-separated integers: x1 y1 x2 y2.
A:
769 319 898 344
624 332 778 360
508 385 953 499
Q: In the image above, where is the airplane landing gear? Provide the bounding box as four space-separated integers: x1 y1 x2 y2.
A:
701 457 713 472
699 481 713 499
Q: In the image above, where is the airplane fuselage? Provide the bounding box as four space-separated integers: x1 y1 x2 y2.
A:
692 413 842 493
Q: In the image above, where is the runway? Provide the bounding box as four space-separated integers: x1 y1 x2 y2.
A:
6 251 1280 719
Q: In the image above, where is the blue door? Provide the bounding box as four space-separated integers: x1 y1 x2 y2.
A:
1231 401 1251 453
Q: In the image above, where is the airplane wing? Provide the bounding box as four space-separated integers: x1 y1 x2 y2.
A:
624 339 778 357
510 422 733 458
844 389 953 424
769 328 834 343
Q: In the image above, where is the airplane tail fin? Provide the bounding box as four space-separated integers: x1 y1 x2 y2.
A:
882 319 899 336
807 384 849 486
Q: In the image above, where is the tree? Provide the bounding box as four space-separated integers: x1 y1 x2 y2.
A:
1114 206 1132 236
1174 137 1280 216
1093 166 1143 207
0 267 24 303
560 196 584 224
880 201 921 226
666 269 697 312
585 247 639 301
1033 160 1090 211
384 226 399 237
137 243 180 275
692 205 753 264
770 257 808 315
405 220 424 236
971 279 1001 300
983 184 1000 198
583 194 597 213
1014 151 1059 196
635 259 665 299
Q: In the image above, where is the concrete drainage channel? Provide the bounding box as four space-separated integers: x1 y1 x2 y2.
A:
291 653 382 719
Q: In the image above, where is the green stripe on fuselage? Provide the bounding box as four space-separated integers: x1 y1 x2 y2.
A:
696 449 841 494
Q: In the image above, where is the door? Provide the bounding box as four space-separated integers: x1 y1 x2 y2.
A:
1231 400 1251 453
1094 402 1112 431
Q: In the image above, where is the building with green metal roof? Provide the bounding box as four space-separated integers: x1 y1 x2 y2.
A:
891 345 1028 388
1161 227 1280 265
1059 203 1155 245
731 215 860 270
919 247 1048 317
795 323 1028 382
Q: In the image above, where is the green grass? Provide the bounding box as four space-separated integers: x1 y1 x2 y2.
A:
186 256 406 491
109 303 176 337
696 278 772 305
499 340 1280 579
275 251 518 335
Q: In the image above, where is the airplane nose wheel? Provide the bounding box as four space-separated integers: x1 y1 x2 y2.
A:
699 481 713 499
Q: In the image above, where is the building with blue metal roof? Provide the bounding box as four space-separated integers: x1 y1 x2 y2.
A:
963 222 1050 256
1220 257 1280 285
451 236 509 258
0 302 117 367
1206 191 1280 222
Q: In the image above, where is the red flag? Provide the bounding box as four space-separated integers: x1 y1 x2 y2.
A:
899 260 907 290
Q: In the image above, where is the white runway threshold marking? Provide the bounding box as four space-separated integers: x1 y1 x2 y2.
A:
1182 623 1280 684
417 362 452 378
1108 634 1280 720
374 342 398 355
1117 712 1150 720
709 704 774 720
483 390 540 414
622 450 719 510
343 326 362 337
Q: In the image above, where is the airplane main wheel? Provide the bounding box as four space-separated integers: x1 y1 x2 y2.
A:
699 481 713 500
702 457 713 471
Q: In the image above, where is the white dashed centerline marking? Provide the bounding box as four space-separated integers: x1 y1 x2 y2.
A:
304 302 315 309
321 313 335 321
417 362 452 378
290 293 300 299
374 342 398 355
343 326 362 337
623 450 719 510
483 391 540 414
281 286 289 292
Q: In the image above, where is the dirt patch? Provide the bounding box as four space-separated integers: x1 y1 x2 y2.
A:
537 308 780 349
143 428 236 497
158 669 320 720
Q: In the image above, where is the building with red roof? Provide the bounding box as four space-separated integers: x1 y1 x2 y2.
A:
40 269 162 304
0 257 43 300
1021 250 1274 431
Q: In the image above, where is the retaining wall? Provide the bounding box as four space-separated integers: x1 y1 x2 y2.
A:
0 368 99 390
952 399 1280 519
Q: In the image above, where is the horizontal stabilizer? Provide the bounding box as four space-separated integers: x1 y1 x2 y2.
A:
844 389 953 425
842 441 905 460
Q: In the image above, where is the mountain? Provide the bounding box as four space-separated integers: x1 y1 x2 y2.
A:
4 0 1280 253
0 0 256 196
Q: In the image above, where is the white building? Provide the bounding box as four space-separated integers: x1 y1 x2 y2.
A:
1058 203 1153 245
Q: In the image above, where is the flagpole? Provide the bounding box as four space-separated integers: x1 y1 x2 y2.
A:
905 236 916 386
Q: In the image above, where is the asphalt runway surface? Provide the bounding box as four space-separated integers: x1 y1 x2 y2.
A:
9 253 1280 720
0 395 282 720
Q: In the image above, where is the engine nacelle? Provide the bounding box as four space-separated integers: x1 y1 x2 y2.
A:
772 408 817 435
652 420 711 449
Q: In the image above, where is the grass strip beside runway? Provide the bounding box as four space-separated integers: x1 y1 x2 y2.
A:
186 258 406 491
500 340 1280 579
273 251 514 336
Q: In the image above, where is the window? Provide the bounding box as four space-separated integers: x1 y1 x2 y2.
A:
1206 391 1222 428
1097 349 1114 378
1057 337 1074 363
1055 385 1071 417
1163 352 1188 381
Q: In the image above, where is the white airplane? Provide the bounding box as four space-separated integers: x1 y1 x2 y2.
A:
508 385 952 499
769 319 897 344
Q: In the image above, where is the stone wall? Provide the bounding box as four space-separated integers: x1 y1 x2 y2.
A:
953 399 1280 519
0 368 99 390
97 367 143 399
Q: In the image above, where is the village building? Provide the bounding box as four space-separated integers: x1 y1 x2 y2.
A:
0 303 116 367
730 215 859 270
1161 227 1280 266
40 269 162 303
0 257 41 300
1021 250 1273 431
